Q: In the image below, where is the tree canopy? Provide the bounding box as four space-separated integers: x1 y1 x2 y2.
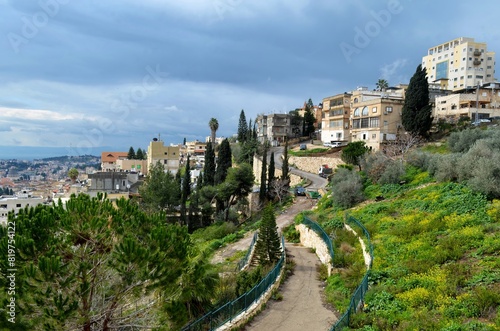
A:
341 141 369 170
139 161 180 213
402 64 433 137
215 138 232 185
0 193 193 330
255 204 282 265
208 118 219 145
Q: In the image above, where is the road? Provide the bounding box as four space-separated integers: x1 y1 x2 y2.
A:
271 146 328 191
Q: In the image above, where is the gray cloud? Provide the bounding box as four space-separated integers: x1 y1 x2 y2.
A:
1 0 499 152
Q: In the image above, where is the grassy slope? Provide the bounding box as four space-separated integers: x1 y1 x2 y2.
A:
313 171 500 330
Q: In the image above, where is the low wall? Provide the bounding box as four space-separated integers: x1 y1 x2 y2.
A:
295 224 332 276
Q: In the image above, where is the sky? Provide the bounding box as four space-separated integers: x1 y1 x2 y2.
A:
1 0 500 157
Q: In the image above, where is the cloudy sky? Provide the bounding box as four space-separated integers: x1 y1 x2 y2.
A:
1 0 499 155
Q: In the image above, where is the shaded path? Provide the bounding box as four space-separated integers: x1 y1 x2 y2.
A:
244 244 337 331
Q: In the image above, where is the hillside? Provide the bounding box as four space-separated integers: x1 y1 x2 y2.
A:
309 142 500 330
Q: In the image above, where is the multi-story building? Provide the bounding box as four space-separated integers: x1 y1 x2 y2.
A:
256 113 291 145
422 37 496 91
321 93 351 144
115 159 148 175
433 83 500 122
101 152 128 172
349 86 406 151
147 139 180 174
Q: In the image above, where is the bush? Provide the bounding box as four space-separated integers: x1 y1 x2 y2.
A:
433 153 461 182
448 127 487 153
378 161 405 185
283 224 300 243
330 168 365 209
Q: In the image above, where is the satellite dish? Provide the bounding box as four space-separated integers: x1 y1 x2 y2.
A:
153 138 158 141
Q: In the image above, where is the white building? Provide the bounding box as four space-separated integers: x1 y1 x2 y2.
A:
0 189 45 225
422 37 496 91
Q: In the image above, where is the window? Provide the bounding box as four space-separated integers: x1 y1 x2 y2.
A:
16 204 21 208
361 118 369 128
353 108 360 117
361 107 368 116
468 75 472 78
352 119 360 129
164 152 168 155
460 76 464 79
488 57 493 61
372 107 377 113
383 120 388 127
385 106 393 113
353 98 358 103
369 117 380 127
372 134 377 139
362 134 367 140
476 75 483 79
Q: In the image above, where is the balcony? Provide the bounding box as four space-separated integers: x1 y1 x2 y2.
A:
473 59 481 66
474 50 481 56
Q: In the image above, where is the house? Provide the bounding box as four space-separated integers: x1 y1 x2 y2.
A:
433 83 500 122
101 152 128 172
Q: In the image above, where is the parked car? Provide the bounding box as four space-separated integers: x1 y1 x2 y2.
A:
299 144 307 150
323 142 333 148
294 186 306 196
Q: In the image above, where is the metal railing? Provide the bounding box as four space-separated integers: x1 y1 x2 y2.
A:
330 215 374 331
302 216 335 261
236 232 258 271
182 236 286 331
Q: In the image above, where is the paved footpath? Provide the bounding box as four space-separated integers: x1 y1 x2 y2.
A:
244 243 337 331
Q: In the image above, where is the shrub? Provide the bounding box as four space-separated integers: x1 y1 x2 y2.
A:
330 168 365 209
433 153 461 182
283 224 300 243
378 160 405 185
448 127 486 153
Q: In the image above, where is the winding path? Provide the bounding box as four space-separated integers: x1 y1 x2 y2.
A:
245 244 337 331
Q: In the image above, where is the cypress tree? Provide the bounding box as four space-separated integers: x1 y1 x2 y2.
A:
259 145 268 203
267 152 275 196
237 109 248 142
282 138 289 181
181 155 191 226
402 64 433 137
255 203 282 265
203 143 215 186
215 139 232 185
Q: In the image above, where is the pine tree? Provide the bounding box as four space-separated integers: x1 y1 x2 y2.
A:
203 143 216 186
128 146 136 159
259 144 268 203
402 64 433 137
267 152 275 198
0 194 194 330
136 148 144 160
215 138 232 185
140 161 180 213
237 109 248 143
255 204 282 265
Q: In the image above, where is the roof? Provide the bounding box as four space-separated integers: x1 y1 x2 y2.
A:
101 152 129 163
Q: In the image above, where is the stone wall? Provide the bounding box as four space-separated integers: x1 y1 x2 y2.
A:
295 223 332 276
289 156 344 175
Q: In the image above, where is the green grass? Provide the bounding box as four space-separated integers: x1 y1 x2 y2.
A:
313 172 500 330
288 147 329 156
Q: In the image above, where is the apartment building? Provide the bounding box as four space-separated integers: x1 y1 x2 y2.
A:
321 93 352 144
147 139 180 174
256 113 291 145
349 86 406 151
422 37 496 91
433 83 500 122
0 189 45 225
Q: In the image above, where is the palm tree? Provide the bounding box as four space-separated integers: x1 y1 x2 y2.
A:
208 118 219 145
376 79 389 92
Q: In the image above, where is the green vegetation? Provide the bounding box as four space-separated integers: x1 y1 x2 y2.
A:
309 127 500 330
288 147 329 156
402 64 433 138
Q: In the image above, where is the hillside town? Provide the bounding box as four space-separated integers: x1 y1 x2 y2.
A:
1 37 498 225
